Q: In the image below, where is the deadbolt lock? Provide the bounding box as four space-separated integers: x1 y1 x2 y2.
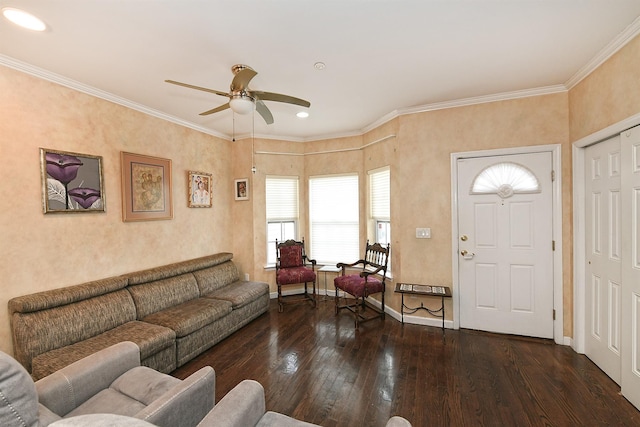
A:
461 235 468 241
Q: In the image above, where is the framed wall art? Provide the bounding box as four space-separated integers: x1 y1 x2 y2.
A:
188 171 212 208
121 152 173 221
40 148 106 214
235 178 249 201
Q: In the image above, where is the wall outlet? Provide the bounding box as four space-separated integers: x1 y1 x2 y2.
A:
416 228 431 239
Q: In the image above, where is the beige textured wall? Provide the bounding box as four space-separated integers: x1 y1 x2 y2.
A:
569 35 640 141
2 32 638 357
0 65 233 355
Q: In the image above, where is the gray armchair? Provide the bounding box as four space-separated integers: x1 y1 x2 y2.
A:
0 341 215 427
196 379 412 427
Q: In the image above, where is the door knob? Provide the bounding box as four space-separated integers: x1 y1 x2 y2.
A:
460 250 475 259
461 250 468 256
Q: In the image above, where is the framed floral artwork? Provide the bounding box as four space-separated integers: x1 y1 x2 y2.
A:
235 178 249 201
121 152 173 221
188 171 212 208
40 148 106 214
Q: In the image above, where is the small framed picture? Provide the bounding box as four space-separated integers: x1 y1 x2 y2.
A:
40 148 106 214
188 171 212 208
235 178 249 201
121 152 173 222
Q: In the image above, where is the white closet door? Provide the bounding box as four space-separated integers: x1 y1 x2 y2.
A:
584 135 622 384
621 125 640 409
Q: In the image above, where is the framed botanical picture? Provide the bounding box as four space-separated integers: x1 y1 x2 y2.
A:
121 152 173 221
40 148 106 214
235 178 249 201
188 171 212 208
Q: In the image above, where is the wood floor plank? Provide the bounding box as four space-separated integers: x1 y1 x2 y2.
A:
172 300 640 426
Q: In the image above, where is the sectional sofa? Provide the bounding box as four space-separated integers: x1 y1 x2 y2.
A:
9 252 269 380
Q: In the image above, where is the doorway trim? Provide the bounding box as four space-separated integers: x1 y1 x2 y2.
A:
572 112 640 354
451 144 564 344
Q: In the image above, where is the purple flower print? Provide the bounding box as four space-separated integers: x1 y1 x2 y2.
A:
46 152 84 209
46 153 83 184
68 187 101 209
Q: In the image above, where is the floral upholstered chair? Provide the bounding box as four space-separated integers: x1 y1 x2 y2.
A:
334 241 390 328
275 239 317 312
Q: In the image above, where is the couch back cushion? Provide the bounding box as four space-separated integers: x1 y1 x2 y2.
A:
193 261 240 295
10 287 136 373
127 274 200 318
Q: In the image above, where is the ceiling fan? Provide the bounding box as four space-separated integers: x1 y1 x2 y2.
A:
165 64 310 125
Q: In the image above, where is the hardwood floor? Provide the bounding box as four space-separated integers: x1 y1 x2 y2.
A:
172 299 639 426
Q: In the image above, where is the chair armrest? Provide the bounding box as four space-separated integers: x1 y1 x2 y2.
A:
137 366 215 427
386 416 412 427
336 259 366 274
36 341 141 416
361 265 385 278
197 380 265 427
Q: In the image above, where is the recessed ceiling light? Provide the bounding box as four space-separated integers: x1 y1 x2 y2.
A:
296 111 309 118
2 7 47 31
313 62 326 70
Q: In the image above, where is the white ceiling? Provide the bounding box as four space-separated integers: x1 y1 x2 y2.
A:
2 1 640 142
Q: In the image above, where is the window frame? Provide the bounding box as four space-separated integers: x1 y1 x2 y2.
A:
266 175 299 266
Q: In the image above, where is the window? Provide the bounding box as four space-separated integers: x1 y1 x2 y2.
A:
369 167 390 246
309 174 359 264
266 176 298 265
471 162 540 198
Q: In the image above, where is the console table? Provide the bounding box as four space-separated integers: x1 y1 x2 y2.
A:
395 283 452 329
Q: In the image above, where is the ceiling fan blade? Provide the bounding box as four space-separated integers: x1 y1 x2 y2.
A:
252 91 310 108
199 103 230 116
165 80 229 98
255 99 274 125
231 68 257 92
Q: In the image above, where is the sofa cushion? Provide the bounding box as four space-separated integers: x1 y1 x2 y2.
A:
0 350 39 427
202 281 269 309
126 253 234 285
257 411 318 427
11 288 136 374
193 261 240 295
127 274 200 318
141 298 232 337
31 321 175 381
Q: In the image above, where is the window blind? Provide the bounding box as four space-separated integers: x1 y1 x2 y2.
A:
369 167 390 220
309 174 359 264
266 176 299 220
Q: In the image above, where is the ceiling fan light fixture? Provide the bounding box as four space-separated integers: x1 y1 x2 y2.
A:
296 111 309 118
229 95 255 115
2 7 47 31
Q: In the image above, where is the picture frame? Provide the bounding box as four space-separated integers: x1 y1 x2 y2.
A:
234 178 249 201
121 152 173 221
40 148 106 214
188 171 212 208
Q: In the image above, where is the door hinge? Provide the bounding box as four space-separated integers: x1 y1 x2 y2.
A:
552 240 555 251
553 309 556 320
551 170 555 181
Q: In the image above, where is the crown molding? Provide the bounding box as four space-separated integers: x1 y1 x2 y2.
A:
3 12 639 145
565 15 640 89
0 54 231 141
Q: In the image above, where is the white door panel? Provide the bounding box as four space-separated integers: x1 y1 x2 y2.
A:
621 125 640 409
585 135 621 384
458 152 554 338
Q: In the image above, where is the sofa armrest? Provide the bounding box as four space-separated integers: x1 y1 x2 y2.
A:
197 379 266 427
36 342 140 416
136 366 215 427
386 416 412 427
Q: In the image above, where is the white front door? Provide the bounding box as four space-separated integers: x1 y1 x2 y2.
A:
584 135 621 384
457 152 554 338
621 125 640 408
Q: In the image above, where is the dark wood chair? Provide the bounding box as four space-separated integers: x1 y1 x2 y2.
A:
275 238 317 312
334 241 390 328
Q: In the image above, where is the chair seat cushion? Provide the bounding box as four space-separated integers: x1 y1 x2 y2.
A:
334 274 383 298
276 267 316 285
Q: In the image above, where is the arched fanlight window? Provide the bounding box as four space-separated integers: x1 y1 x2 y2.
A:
470 162 540 199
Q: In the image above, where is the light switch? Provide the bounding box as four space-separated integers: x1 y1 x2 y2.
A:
416 228 431 239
